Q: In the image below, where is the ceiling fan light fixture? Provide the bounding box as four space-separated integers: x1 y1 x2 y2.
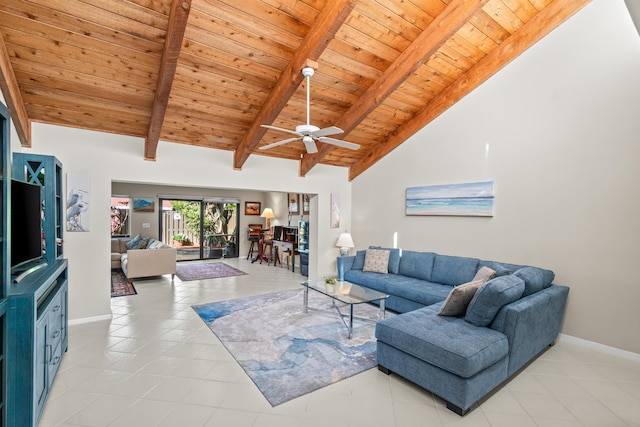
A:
302 135 318 154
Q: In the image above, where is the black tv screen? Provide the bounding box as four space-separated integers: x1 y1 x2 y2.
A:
11 179 43 269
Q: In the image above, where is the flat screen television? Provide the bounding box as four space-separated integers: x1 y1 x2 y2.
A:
11 179 43 270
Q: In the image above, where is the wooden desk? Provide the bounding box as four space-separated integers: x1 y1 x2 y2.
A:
272 239 298 272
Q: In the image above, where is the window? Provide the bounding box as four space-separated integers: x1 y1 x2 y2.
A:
111 196 130 237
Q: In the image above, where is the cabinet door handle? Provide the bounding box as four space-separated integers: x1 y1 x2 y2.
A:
46 344 52 363
51 356 61 366
52 330 61 339
52 304 61 312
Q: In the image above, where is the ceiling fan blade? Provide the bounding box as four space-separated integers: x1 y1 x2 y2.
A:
260 124 301 137
318 136 360 151
259 136 302 150
311 126 343 138
303 136 318 154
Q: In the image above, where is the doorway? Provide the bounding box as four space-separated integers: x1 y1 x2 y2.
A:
159 198 239 261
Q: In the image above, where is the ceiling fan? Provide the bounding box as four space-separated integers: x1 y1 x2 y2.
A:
259 66 360 154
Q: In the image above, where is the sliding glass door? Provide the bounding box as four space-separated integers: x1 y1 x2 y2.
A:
160 198 239 262
203 201 238 260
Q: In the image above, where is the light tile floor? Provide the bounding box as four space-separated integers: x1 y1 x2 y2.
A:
40 258 640 426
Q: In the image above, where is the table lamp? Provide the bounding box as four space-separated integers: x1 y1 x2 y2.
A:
335 231 355 257
261 208 275 230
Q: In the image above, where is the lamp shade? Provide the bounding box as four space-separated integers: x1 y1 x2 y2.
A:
335 232 355 256
260 208 275 219
261 208 274 229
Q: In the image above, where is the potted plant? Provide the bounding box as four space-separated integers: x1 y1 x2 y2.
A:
172 234 191 247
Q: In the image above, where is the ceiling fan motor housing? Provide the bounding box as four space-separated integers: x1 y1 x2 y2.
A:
296 124 319 135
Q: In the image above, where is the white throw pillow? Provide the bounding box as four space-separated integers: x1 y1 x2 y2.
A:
362 249 390 274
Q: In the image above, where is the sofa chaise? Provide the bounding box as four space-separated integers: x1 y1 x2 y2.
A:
337 248 569 415
111 235 177 282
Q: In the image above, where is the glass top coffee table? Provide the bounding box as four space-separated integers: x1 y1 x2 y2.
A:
301 279 389 339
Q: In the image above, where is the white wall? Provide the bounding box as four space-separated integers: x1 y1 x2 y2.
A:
4 0 638 353
352 0 640 354
13 125 351 322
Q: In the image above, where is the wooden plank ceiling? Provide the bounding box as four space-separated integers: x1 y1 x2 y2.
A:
0 0 590 180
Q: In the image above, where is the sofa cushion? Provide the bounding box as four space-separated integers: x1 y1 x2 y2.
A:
465 275 525 327
363 249 390 274
352 250 366 270
369 246 401 274
386 276 452 307
432 254 479 286
513 267 553 297
438 279 484 316
398 250 435 281
110 252 122 265
344 269 452 307
111 238 122 253
477 260 516 277
376 306 509 378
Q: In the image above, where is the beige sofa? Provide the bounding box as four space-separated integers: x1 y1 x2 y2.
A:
111 237 176 282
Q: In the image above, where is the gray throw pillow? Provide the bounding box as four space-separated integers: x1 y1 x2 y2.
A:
465 275 525 327
472 266 496 283
438 280 484 316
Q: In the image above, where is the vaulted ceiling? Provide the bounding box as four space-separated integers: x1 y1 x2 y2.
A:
0 0 589 180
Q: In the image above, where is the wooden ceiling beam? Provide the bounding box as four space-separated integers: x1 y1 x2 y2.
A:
0 32 31 146
299 0 490 176
347 0 591 181
233 0 356 170
144 0 191 161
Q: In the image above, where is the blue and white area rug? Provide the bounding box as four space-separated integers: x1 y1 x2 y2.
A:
192 288 384 406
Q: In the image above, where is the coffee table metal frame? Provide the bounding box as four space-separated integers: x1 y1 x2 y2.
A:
301 279 389 339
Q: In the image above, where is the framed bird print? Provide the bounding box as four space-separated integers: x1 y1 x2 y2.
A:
67 172 91 232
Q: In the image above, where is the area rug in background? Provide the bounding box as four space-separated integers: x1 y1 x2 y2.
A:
111 268 137 297
192 288 384 406
176 262 247 282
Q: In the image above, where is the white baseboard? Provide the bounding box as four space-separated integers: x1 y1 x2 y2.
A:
69 313 112 326
559 333 640 362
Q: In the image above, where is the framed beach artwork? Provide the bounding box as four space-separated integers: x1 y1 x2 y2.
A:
406 181 494 217
133 197 155 212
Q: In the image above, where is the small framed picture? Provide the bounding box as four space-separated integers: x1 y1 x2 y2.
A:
133 197 154 212
302 194 310 215
288 193 299 214
245 201 261 215
331 192 340 228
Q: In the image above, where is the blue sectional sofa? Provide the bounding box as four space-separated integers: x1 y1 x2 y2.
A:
337 248 569 416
